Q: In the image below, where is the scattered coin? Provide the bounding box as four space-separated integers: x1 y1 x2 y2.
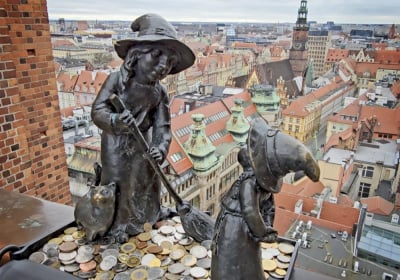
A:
278 242 295 254
137 232 151 242
72 230 86 240
168 262 186 274
181 254 197 267
29 251 47 264
196 257 211 269
64 227 78 235
277 254 291 263
79 260 97 272
126 256 141 268
148 267 165 279
120 242 136 254
64 263 80 273
59 241 78 252
130 268 148 280
99 255 117 271
170 248 185 261
143 222 153 232
190 266 207 278
262 259 277 272
62 234 74 242
190 245 208 259
48 237 63 245
59 251 77 262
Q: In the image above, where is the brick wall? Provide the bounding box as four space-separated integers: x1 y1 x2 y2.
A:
0 0 71 204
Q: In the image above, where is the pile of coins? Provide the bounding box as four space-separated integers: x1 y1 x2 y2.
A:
261 241 295 279
28 216 296 280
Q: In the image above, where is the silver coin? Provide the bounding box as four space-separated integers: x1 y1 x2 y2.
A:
190 245 208 259
77 245 94 256
159 225 175 235
174 232 186 241
58 250 77 262
200 240 212 250
168 262 185 274
141 253 156 266
175 225 185 234
151 233 165 244
261 249 274 260
76 270 97 279
148 267 165 279
101 248 119 258
196 257 211 269
277 254 291 263
160 257 172 267
61 258 76 265
75 253 93 263
266 247 280 257
99 255 117 271
64 264 80 273
190 266 207 278
113 271 131 280
43 243 59 256
178 237 194 246
29 251 47 264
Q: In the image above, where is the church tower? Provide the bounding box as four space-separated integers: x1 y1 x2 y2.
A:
289 0 309 78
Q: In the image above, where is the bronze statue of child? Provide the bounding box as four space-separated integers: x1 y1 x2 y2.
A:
91 14 195 242
211 117 320 280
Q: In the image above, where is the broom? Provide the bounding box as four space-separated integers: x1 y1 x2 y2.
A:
109 94 214 242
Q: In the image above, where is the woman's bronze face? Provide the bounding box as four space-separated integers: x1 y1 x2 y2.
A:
135 46 178 84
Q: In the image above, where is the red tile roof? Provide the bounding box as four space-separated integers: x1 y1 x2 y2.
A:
74 70 108 95
326 48 350 62
359 105 400 136
360 196 394 216
52 39 75 48
57 71 78 92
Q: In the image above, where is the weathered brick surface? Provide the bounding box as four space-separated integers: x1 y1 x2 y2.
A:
0 0 71 204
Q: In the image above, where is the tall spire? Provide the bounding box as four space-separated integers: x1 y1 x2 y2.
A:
295 0 309 31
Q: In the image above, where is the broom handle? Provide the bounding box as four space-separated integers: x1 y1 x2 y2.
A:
109 94 183 206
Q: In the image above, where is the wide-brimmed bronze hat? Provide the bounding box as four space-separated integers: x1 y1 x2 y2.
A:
247 117 320 193
114 13 195 74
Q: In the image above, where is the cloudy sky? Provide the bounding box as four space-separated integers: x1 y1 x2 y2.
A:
46 0 399 24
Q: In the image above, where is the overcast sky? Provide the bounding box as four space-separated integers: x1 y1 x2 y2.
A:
46 0 399 24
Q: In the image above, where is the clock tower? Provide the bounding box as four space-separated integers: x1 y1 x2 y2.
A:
289 0 309 78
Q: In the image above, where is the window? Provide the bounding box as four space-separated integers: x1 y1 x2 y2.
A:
358 182 371 198
362 166 374 178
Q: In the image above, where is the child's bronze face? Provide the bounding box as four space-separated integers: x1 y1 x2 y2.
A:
135 46 178 84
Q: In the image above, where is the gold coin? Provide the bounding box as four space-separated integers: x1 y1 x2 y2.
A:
120 242 136 254
264 272 270 279
64 227 78 235
72 230 86 240
143 222 153 232
118 253 129 264
170 248 185 261
261 242 271 249
159 248 171 255
181 254 197 267
127 256 141 268
48 237 63 245
148 257 161 267
130 268 148 280
275 268 287 276
278 243 295 254
137 232 151 242
262 259 277 272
